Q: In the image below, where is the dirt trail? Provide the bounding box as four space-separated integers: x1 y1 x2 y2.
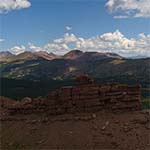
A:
1 110 150 150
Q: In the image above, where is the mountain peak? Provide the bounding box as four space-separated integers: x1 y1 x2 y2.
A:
63 50 123 61
0 51 14 58
64 50 83 60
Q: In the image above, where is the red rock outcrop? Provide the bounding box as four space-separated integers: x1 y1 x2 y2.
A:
1 77 142 116
46 83 141 114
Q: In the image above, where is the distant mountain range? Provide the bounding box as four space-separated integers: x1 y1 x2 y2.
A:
0 50 150 86
0 51 58 62
0 50 125 80
0 50 123 62
0 50 150 99
63 50 123 61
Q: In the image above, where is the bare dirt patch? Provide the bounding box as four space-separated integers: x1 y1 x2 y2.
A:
1 110 150 150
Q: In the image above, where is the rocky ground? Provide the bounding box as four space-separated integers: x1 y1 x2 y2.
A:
0 110 150 150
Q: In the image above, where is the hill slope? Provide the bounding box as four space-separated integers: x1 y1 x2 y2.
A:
0 53 149 86
0 51 57 62
0 50 150 99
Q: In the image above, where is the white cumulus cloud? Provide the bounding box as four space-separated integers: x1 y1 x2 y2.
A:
0 39 5 42
43 30 150 57
65 26 72 31
28 43 44 52
106 0 150 18
6 30 150 57
0 0 31 13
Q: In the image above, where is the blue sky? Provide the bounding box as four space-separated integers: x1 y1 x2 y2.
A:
0 0 149 57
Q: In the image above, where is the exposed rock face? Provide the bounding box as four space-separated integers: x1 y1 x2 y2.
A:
0 79 141 116
46 83 141 114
